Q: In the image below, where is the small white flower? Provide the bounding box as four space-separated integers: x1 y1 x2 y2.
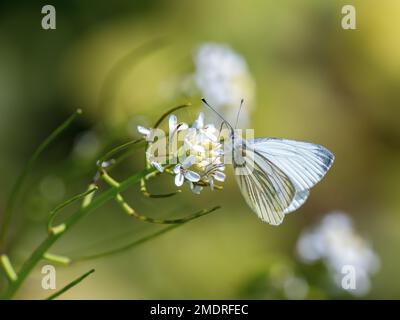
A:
191 112 219 142
192 112 204 129
145 148 164 173
173 155 200 187
204 165 225 191
138 111 225 193
189 182 203 194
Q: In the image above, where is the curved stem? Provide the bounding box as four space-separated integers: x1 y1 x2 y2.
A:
140 178 181 198
47 187 98 234
1 168 151 299
97 139 145 168
101 170 210 224
0 109 82 250
0 255 17 282
72 206 220 262
153 103 191 128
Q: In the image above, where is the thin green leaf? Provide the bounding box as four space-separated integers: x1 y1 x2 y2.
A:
46 269 95 300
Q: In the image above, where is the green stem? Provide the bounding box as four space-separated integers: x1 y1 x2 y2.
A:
45 269 95 300
0 255 18 282
153 103 191 128
72 206 220 262
97 139 145 169
47 187 98 234
2 168 151 300
0 109 82 250
43 253 71 266
101 170 213 224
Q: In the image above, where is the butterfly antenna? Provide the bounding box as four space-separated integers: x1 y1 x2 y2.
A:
201 98 233 130
235 99 244 129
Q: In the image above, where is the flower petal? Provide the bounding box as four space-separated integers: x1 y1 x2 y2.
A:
181 155 196 169
192 144 205 153
137 125 150 136
192 112 204 129
214 171 225 182
209 178 214 191
173 164 182 174
184 170 200 182
175 173 184 186
169 115 177 132
190 183 203 194
177 122 189 131
151 161 164 173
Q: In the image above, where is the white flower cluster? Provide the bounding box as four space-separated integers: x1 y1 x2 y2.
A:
296 212 380 296
138 112 225 194
193 43 255 127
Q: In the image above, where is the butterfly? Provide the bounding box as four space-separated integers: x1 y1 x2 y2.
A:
202 99 334 226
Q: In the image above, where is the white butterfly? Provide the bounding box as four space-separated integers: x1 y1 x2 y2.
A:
202 99 334 226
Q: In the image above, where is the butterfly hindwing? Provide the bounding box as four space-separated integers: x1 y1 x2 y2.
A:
234 145 296 225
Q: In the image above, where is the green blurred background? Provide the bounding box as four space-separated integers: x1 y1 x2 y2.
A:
0 0 399 299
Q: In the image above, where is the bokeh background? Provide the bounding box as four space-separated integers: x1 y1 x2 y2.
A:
1 0 399 299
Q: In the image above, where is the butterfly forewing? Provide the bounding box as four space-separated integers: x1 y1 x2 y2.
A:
249 138 334 191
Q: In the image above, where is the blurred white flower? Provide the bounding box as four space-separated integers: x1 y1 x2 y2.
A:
270 263 309 300
193 43 255 127
283 276 309 300
296 211 380 296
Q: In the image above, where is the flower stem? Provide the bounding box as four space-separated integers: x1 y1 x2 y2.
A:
97 139 145 169
47 186 98 234
72 205 220 262
1 169 151 299
0 255 18 282
43 253 71 266
100 170 216 224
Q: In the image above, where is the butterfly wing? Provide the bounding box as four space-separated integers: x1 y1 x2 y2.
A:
283 189 309 214
250 138 334 191
234 145 296 225
249 138 334 215
234 138 334 224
